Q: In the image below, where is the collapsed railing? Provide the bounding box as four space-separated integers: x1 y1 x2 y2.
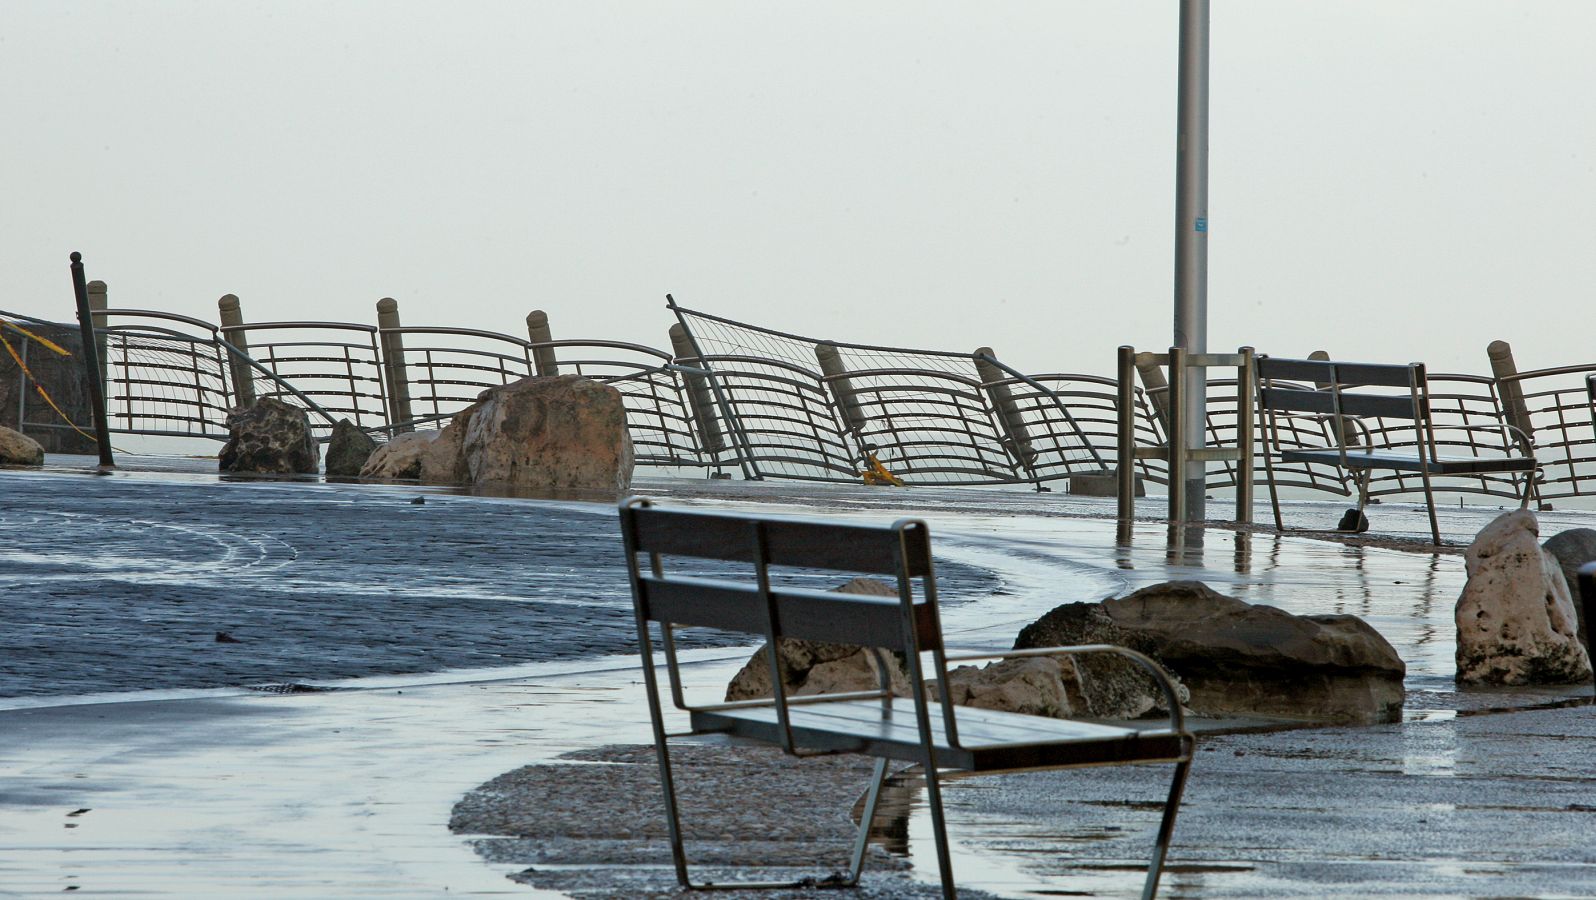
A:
665 297 1140 490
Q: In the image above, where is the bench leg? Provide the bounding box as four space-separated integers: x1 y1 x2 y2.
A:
1418 467 1442 545
922 765 957 900
1140 757 1193 900
846 757 891 884
1264 455 1284 533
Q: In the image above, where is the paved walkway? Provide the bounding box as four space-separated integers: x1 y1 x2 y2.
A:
3 459 1595 897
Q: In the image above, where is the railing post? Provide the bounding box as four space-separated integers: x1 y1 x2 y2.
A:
815 342 868 437
1307 349 1354 448
668 323 724 454
973 347 1035 473
1167 347 1187 523
376 297 413 433
217 294 256 407
526 309 560 376
1117 345 1137 519
87 279 108 387
69 252 114 467
1488 339 1534 454
1237 346 1255 523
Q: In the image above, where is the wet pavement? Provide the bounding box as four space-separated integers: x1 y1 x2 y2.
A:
4 456 1596 897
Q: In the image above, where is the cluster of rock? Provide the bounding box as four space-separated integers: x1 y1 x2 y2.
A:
359 374 633 495
726 578 1407 725
215 375 634 496
724 508 1596 729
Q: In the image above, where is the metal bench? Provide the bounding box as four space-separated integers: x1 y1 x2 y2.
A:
1255 357 1538 545
618 497 1195 899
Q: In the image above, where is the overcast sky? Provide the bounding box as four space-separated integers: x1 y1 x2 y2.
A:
3 1 1592 376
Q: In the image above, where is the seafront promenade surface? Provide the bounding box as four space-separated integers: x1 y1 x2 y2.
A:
3 457 1596 897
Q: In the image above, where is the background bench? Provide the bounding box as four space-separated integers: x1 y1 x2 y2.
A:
619 497 1195 899
1256 357 1537 544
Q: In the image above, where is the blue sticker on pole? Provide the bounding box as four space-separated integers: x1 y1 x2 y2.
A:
1195 217 1207 233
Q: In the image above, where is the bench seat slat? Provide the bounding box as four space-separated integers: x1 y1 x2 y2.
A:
638 575 938 649
1261 387 1418 419
691 698 1186 773
628 506 930 576
1256 358 1334 382
1280 448 1535 474
1333 362 1416 387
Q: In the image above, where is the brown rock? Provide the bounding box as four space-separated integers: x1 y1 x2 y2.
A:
724 578 910 702
402 376 632 494
0 424 45 466
324 419 378 478
937 657 1084 718
218 398 319 475
1020 581 1405 724
1013 600 1187 719
1103 581 1405 723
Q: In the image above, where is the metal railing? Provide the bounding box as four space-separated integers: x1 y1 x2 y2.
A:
19 294 1596 509
667 298 1128 489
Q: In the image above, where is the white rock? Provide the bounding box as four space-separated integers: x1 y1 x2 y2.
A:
359 430 439 479
1456 510 1593 685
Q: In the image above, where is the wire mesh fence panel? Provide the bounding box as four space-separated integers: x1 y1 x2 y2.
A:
665 307 858 480
223 322 389 434
669 301 1135 486
101 327 234 438
836 365 1021 483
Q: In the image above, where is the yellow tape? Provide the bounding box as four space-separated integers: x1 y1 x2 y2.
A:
0 319 71 357
0 330 101 444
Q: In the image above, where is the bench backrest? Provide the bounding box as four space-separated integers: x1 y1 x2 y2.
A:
1256 357 1426 421
619 498 941 653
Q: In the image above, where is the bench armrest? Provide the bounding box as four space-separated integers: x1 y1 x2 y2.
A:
942 644 1187 735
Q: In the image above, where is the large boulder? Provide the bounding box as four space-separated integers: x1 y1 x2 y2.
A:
0 425 44 466
725 578 911 701
1014 601 1183 718
324 419 378 478
218 398 319 475
1542 527 1596 650
359 431 438 480
411 375 633 496
1456 510 1592 686
1021 581 1405 724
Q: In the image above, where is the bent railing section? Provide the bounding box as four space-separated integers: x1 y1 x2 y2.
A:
666 298 1132 488
1491 362 1596 503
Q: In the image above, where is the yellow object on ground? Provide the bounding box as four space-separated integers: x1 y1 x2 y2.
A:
860 452 904 486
